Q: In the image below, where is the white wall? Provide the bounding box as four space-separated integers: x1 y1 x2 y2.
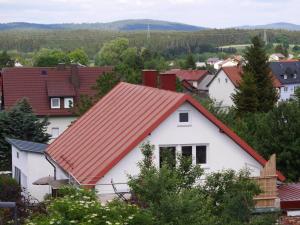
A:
279 84 300 101
198 74 214 91
208 70 236 107
95 102 262 196
44 116 77 142
12 146 53 201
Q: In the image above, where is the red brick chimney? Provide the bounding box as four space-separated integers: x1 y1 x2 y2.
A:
142 70 158 88
159 73 176 91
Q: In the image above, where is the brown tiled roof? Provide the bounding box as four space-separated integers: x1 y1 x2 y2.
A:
279 183 300 210
166 69 209 81
46 82 285 186
2 66 113 116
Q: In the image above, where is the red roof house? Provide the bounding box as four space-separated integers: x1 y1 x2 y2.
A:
46 71 284 196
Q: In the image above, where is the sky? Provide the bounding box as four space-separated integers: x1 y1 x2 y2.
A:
0 0 299 28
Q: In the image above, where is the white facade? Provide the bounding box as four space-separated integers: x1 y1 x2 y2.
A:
93 102 262 197
208 70 236 107
44 116 77 142
279 84 300 101
198 74 214 91
11 146 53 201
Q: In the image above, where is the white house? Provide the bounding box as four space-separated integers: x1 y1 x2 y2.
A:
45 71 284 200
1 65 113 141
269 53 286 62
7 138 53 201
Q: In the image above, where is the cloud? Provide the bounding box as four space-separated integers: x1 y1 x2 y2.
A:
0 0 299 27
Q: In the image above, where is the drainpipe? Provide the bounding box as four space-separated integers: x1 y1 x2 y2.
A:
45 154 56 180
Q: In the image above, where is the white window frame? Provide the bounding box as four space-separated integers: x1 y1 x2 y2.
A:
51 98 60 109
64 97 74 108
284 74 288 80
177 110 191 127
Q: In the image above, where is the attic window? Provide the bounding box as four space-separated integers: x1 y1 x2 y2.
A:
41 70 47 75
284 74 287 80
51 98 60 109
64 97 74 108
179 112 189 122
294 74 297 79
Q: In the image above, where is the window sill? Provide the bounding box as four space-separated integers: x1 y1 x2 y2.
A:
177 124 192 127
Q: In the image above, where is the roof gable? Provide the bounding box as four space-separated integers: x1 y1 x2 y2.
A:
46 82 285 185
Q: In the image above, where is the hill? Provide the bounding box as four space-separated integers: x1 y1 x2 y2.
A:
0 19 207 32
237 22 300 31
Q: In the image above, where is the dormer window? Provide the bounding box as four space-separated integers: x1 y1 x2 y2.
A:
51 98 60 109
64 97 74 108
284 74 287 80
294 74 297 79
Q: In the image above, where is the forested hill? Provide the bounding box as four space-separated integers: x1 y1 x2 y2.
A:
0 19 206 31
237 22 300 31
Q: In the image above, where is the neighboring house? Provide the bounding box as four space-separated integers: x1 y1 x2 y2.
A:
214 56 244 70
0 65 113 140
45 71 284 200
6 138 52 201
269 53 286 62
207 57 219 65
207 67 281 107
195 61 206 68
270 60 300 100
166 69 214 92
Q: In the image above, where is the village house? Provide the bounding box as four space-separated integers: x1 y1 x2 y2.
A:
269 53 286 62
0 64 113 141
207 66 281 107
43 70 284 201
269 60 300 101
166 69 214 93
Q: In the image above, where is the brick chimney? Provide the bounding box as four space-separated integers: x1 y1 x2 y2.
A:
57 63 66 70
159 73 176 91
70 64 80 88
142 70 158 88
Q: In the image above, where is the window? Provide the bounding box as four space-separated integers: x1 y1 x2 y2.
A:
159 147 176 168
179 112 189 123
218 78 220 83
51 98 60 109
284 74 288 80
196 146 207 164
225 78 228 83
181 146 192 163
284 87 288 92
51 127 60 138
16 151 19 159
64 97 74 108
14 167 21 184
294 74 297 79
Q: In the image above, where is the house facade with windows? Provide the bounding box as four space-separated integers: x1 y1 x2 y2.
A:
269 61 300 101
45 71 284 200
207 66 281 107
6 138 52 201
0 65 113 141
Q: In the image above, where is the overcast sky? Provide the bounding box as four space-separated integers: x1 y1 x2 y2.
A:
0 0 299 28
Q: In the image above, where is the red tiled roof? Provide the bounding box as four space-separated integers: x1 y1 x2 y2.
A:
208 66 281 88
46 82 285 186
166 69 209 81
2 66 113 116
279 183 300 209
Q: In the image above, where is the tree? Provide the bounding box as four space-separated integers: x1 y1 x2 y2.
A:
92 72 120 99
0 51 14 69
243 36 278 113
68 48 89 65
232 72 259 115
33 48 70 67
0 99 50 170
183 53 196 69
275 44 288 57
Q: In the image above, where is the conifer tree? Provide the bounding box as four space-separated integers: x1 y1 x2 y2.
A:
238 36 278 113
231 72 258 115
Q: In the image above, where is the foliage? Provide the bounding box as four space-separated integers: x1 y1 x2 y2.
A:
240 36 278 113
92 72 121 99
26 186 154 225
0 175 22 202
0 51 14 68
0 98 50 170
68 48 89 65
72 94 95 116
232 71 258 115
183 54 196 69
274 44 288 57
33 48 70 67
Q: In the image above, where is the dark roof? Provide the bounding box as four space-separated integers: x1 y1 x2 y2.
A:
47 82 285 186
279 183 300 210
1 66 113 116
270 61 300 85
6 138 48 153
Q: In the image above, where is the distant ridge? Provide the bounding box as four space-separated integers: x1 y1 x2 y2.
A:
236 22 300 31
0 19 207 32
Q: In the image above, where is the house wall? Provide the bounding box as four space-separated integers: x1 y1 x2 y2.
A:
279 84 300 101
96 102 262 196
12 146 53 201
44 116 77 142
198 74 214 91
208 70 236 107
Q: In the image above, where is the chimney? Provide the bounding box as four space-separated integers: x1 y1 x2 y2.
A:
142 70 158 88
70 64 80 88
159 73 176 91
57 63 66 70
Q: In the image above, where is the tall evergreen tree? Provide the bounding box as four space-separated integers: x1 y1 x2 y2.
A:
0 99 50 170
242 36 278 113
231 72 258 115
184 54 196 69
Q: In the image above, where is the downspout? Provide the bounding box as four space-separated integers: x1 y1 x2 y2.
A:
45 154 56 180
